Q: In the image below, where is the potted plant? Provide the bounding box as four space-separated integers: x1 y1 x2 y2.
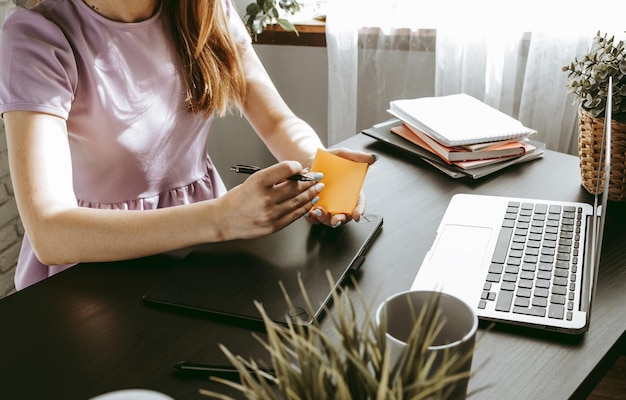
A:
199 277 480 399
562 31 626 201
242 0 302 36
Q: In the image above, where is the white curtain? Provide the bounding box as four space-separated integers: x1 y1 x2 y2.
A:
326 0 625 154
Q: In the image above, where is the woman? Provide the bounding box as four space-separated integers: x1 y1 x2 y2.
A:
0 0 376 290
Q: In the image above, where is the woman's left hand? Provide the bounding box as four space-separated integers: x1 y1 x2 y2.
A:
305 148 378 228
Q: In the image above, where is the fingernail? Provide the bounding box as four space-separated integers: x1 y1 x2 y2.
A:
311 196 319 206
314 183 324 192
332 221 342 228
371 153 379 163
304 212 311 218
313 172 324 181
313 209 322 217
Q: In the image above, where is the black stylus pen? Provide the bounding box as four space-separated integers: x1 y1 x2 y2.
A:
173 361 274 378
230 164 316 181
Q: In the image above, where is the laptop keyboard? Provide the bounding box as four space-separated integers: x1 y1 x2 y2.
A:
478 201 583 321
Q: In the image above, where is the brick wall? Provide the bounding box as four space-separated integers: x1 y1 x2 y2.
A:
0 0 22 299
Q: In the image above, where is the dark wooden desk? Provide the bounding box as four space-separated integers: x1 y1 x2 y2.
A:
1 134 625 400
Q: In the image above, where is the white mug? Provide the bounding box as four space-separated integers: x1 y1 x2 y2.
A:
376 290 478 400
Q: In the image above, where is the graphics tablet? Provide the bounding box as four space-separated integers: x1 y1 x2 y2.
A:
143 214 383 327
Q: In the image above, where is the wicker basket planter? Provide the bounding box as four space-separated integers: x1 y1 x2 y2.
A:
578 107 626 201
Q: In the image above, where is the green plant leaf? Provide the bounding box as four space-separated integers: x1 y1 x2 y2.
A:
250 15 267 35
246 2 260 14
243 0 303 37
276 18 297 33
563 31 626 118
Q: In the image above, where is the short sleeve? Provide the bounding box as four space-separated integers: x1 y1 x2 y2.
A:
0 7 77 119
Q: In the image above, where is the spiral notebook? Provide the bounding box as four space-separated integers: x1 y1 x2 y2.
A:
361 118 545 180
388 93 537 147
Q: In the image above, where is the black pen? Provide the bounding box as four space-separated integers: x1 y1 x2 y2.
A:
173 361 275 378
230 164 316 181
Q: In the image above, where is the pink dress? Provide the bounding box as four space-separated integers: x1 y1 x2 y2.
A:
0 0 251 289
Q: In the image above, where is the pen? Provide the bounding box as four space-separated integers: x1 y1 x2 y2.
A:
230 164 316 182
173 361 275 378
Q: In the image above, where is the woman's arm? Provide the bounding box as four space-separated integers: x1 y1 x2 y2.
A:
238 45 377 226
4 111 322 266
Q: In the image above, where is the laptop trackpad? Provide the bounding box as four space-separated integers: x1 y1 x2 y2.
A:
413 224 492 296
412 223 492 299
429 224 492 272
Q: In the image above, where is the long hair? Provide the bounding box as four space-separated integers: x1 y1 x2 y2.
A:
163 0 247 117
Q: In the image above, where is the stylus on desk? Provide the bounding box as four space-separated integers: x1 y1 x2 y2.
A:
230 164 317 182
173 361 275 378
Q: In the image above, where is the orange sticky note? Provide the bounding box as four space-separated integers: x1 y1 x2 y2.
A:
309 149 369 214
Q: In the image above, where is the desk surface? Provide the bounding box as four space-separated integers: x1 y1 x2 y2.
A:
1 134 625 400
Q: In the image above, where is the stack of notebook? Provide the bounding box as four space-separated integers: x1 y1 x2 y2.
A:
363 94 545 179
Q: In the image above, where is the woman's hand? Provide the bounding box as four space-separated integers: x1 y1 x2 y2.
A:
305 148 378 228
215 160 325 240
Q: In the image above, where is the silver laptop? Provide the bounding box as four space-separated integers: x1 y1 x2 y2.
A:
411 80 613 334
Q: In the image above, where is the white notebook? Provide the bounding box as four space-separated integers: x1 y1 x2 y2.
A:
388 93 537 147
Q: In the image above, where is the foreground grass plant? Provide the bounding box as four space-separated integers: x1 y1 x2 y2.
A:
201 275 477 399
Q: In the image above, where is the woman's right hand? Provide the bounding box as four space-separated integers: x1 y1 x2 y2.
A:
213 160 324 240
